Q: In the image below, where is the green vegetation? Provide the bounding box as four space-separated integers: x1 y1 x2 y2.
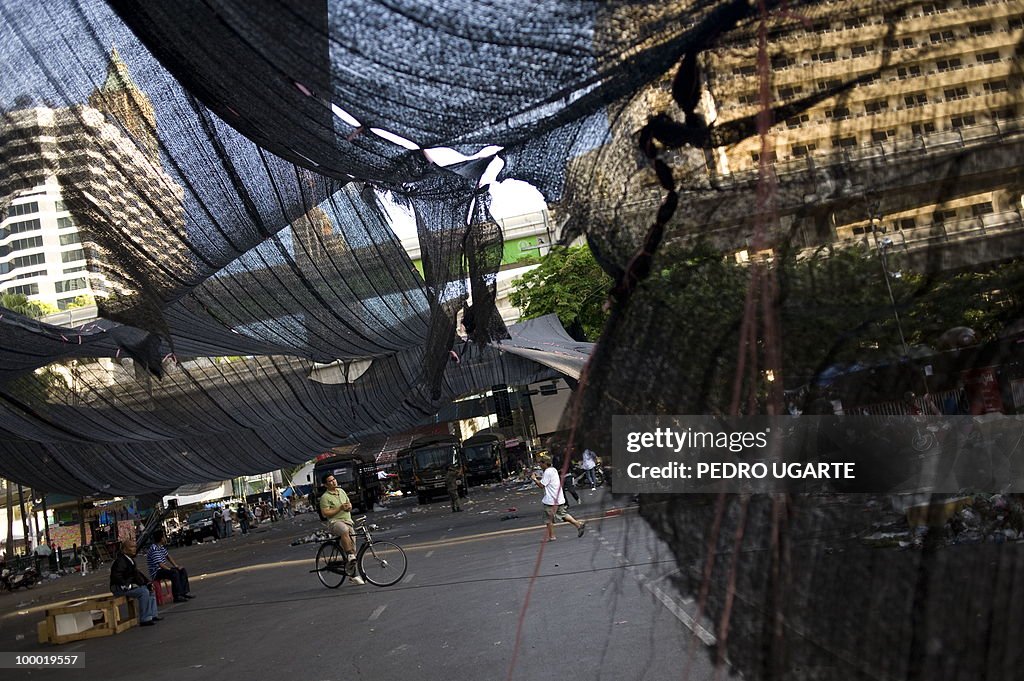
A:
508 244 613 341
0 292 57 318
510 241 1024 393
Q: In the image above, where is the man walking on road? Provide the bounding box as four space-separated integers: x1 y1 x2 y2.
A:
319 473 364 585
446 464 463 513
532 454 586 541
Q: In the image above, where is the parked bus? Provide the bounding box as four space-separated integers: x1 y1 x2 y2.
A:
462 432 508 484
311 451 381 513
409 435 466 505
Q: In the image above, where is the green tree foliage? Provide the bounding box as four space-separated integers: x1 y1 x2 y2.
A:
65 294 96 309
0 292 57 318
508 244 613 341
511 241 1022 406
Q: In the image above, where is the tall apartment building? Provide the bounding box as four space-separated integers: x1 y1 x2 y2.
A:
0 48 183 311
703 0 1023 247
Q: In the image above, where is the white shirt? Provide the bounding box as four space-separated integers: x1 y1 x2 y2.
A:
540 466 565 506
582 449 597 470
222 508 231 521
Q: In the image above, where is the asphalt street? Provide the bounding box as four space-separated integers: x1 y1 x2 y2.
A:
0 483 723 681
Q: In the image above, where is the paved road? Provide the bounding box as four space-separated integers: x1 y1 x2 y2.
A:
1 484 721 681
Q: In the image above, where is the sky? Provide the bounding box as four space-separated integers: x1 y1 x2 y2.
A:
381 147 549 241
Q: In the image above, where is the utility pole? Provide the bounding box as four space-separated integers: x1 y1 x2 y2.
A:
4 480 13 559
17 485 31 553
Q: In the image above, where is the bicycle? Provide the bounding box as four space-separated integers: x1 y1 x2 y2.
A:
313 518 408 588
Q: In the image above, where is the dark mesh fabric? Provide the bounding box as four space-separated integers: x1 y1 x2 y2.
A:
2 1 1024 679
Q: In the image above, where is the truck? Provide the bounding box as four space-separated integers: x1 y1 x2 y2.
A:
409 435 466 505
462 432 509 484
312 451 382 513
396 447 415 495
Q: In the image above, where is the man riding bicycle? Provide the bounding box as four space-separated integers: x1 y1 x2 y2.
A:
319 473 364 585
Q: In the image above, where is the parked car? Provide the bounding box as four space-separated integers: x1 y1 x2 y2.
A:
184 509 218 544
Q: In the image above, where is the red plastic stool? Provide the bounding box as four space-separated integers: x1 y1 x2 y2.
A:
153 579 173 606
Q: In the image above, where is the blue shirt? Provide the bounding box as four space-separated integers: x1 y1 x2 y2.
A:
146 543 170 578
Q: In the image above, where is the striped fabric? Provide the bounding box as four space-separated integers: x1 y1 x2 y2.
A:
146 543 169 578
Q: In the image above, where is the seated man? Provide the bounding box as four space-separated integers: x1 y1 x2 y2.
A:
319 473 364 585
110 539 160 626
146 529 195 603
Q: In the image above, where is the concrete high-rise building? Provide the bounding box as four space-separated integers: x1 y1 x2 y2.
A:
564 0 1024 271
0 48 184 312
702 0 1024 256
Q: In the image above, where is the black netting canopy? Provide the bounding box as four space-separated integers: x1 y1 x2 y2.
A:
3 1 1024 678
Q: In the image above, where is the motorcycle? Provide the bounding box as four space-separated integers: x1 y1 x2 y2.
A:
1 563 39 592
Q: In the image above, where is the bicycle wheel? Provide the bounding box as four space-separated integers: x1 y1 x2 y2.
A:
358 540 408 587
315 541 347 589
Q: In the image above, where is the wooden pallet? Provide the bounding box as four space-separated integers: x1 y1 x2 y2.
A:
37 595 138 645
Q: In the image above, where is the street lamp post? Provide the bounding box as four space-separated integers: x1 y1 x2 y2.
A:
877 237 910 357
869 210 910 358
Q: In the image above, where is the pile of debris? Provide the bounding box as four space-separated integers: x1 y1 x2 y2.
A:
862 493 1024 549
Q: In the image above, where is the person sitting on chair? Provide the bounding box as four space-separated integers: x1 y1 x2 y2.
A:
146 529 195 603
110 539 160 626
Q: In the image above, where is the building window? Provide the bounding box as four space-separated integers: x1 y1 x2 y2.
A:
977 51 1001 65
825 106 851 120
778 85 803 99
930 30 956 43
904 93 928 107
738 93 759 105
733 64 757 76
897 65 922 79
865 99 889 113
55 277 87 294
1010 17 1024 30
951 115 977 129
7 202 39 219
937 58 962 72
844 16 868 29
63 265 87 274
57 216 75 229
812 50 837 63
61 248 85 263
933 209 958 224
971 202 994 216
9 235 43 252
53 200 66 212
4 218 41 238
750 151 778 164
893 217 917 231
791 143 817 157
831 136 857 148
59 232 81 246
851 44 875 57
771 55 794 69
993 108 1016 120
6 283 39 297
10 253 46 270
871 129 896 142
14 269 45 280
984 80 1009 93
56 297 85 311
944 86 970 101
969 23 993 37
816 78 842 91
912 122 937 136
786 113 810 129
